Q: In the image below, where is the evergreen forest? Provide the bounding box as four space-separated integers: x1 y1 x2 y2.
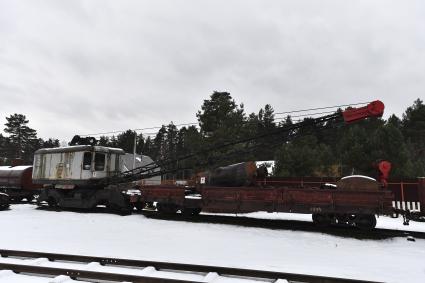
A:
1 93 424 178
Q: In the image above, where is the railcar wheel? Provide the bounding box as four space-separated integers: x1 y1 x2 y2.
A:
157 203 179 214
133 202 146 211
312 213 332 227
106 203 132 215
47 197 58 208
119 206 133 216
354 214 377 230
0 206 8 211
0 194 9 211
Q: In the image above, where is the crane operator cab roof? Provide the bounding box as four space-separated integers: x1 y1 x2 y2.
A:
35 145 125 155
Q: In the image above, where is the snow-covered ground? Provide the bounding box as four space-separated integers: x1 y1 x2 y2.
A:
0 271 89 283
1 204 425 283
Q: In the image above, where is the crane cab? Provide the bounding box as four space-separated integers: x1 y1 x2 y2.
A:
32 145 125 188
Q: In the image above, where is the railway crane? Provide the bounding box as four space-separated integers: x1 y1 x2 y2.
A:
30 100 403 229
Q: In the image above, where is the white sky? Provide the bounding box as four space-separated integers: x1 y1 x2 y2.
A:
0 0 424 141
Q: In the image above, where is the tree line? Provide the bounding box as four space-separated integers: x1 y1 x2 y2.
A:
1 92 424 178
0 114 59 165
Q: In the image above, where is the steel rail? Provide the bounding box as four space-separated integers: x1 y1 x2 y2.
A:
0 249 383 283
0 262 199 283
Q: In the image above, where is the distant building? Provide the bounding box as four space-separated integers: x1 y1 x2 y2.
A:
255 160 275 176
123 154 161 185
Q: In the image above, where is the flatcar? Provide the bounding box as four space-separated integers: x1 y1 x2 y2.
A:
132 162 425 229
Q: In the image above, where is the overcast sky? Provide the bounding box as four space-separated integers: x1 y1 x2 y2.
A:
0 0 424 141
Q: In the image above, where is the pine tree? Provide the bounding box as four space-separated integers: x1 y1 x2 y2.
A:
0 133 12 164
402 99 425 145
142 136 154 158
152 126 167 161
42 138 60 148
254 104 277 160
401 99 425 176
136 133 145 154
196 91 246 167
98 136 110 146
175 125 203 176
4 114 37 160
368 122 414 177
274 135 324 176
197 91 245 140
116 130 137 153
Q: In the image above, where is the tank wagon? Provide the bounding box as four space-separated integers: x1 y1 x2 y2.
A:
0 166 41 201
33 145 132 212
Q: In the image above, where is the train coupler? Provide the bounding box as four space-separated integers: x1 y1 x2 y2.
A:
402 211 411 225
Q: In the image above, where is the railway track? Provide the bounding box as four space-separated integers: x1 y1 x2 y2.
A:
0 249 382 283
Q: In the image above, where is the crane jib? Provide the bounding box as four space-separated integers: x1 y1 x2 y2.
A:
103 101 385 184
342 100 385 124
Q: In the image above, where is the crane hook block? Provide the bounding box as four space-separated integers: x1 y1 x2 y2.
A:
374 160 391 187
342 100 385 124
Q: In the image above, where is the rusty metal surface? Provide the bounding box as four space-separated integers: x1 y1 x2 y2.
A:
200 187 394 215
197 162 258 187
264 176 422 213
387 180 418 204
136 182 394 215
140 186 186 206
0 249 384 283
418 178 425 212
336 176 380 191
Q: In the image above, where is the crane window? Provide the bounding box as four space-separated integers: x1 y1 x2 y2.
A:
95 153 106 171
83 152 92 170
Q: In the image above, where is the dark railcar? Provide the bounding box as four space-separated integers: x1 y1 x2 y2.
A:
135 175 396 229
0 166 41 201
